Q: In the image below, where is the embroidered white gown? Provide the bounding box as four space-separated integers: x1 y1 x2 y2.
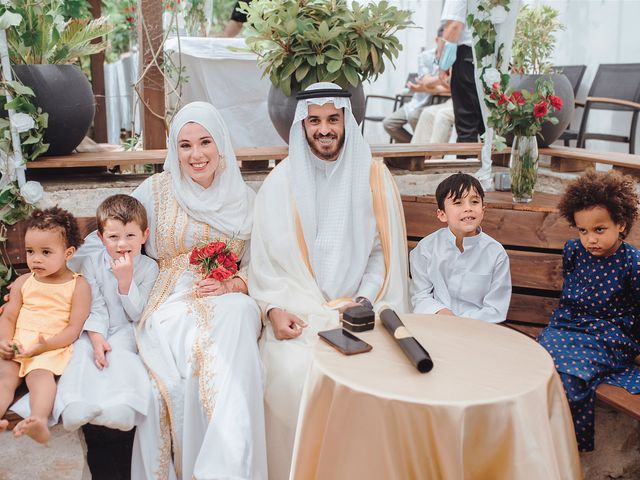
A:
130 172 267 480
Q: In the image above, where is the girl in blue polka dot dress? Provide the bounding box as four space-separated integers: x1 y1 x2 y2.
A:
538 170 640 452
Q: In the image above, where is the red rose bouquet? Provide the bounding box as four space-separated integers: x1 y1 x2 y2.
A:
486 76 563 150
189 241 239 281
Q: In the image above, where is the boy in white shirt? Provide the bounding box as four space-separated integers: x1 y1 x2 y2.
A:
54 194 159 431
410 173 511 322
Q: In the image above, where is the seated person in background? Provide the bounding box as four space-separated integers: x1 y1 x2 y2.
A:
0 207 90 443
411 97 455 144
410 173 511 322
382 25 449 144
217 0 251 37
538 171 640 453
54 195 158 432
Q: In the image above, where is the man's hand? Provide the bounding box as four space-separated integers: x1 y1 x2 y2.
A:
436 308 455 316
16 334 48 358
268 308 307 340
0 339 16 360
337 301 360 314
438 69 451 85
88 332 111 369
110 252 134 295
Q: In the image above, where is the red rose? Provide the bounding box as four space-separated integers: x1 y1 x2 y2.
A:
189 247 201 265
201 242 225 258
498 93 509 106
222 256 238 273
510 91 526 106
216 253 227 265
549 95 563 110
208 267 233 281
533 101 549 118
492 82 500 91
211 242 226 256
489 92 497 101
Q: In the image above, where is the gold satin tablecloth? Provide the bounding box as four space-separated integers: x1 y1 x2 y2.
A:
290 314 582 480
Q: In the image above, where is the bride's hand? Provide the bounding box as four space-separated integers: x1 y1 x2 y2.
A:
195 277 247 297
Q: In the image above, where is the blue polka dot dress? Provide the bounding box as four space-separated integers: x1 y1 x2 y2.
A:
538 238 640 452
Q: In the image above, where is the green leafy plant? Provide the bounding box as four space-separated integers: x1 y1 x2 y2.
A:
102 0 137 63
511 5 564 75
0 80 49 162
0 0 112 65
184 0 208 36
242 0 412 96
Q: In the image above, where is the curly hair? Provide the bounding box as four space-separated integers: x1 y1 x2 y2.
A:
558 170 639 238
25 206 84 249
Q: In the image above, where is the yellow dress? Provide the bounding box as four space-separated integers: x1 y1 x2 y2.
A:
12 273 79 377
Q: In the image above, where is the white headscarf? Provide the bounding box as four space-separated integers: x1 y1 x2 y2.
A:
287 82 377 299
163 101 254 239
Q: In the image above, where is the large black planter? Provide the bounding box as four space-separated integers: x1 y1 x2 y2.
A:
268 83 365 144
11 64 95 156
507 73 575 147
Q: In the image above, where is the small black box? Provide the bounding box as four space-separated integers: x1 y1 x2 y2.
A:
341 305 375 332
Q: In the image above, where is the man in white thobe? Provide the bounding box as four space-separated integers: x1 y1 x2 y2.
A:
249 82 409 479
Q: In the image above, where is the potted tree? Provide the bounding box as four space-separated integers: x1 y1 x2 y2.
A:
242 0 412 142
509 4 572 146
1 0 112 155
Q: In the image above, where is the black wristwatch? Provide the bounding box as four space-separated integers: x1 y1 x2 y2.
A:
354 296 373 310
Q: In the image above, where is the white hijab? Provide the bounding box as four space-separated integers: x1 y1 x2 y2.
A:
163 101 254 239
287 82 377 299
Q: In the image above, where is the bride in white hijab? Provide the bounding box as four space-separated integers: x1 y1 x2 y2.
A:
129 102 267 479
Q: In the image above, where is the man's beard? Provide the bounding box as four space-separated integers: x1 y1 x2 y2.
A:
308 133 345 161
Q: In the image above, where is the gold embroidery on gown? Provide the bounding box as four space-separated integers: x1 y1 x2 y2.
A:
139 172 247 478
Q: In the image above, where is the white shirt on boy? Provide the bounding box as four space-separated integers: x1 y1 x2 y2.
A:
82 248 159 337
410 227 511 323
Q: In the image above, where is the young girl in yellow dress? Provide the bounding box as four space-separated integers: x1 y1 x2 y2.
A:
0 207 90 443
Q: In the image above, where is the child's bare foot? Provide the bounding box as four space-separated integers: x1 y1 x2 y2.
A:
0 419 8 431
13 416 50 443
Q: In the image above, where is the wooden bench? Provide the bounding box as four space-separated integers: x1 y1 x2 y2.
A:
403 191 640 421
26 143 640 172
4 185 640 426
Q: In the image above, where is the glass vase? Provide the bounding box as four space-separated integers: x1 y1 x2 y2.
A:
509 135 539 203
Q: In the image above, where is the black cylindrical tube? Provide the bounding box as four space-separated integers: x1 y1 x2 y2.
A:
380 308 433 373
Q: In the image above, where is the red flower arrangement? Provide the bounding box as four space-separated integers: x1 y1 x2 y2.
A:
189 241 239 281
486 76 563 150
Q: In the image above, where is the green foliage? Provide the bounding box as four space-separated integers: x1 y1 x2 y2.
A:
242 0 413 96
185 0 208 36
60 0 91 20
511 5 564 75
0 182 35 226
102 0 137 63
0 79 49 162
0 0 113 65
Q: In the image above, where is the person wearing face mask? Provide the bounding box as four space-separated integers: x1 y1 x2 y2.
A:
249 82 410 479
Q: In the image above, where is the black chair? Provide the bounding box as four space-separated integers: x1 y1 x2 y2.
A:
553 65 587 97
564 64 640 153
553 65 587 147
361 73 416 139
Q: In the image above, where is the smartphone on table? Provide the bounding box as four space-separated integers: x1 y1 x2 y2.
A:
318 328 372 355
